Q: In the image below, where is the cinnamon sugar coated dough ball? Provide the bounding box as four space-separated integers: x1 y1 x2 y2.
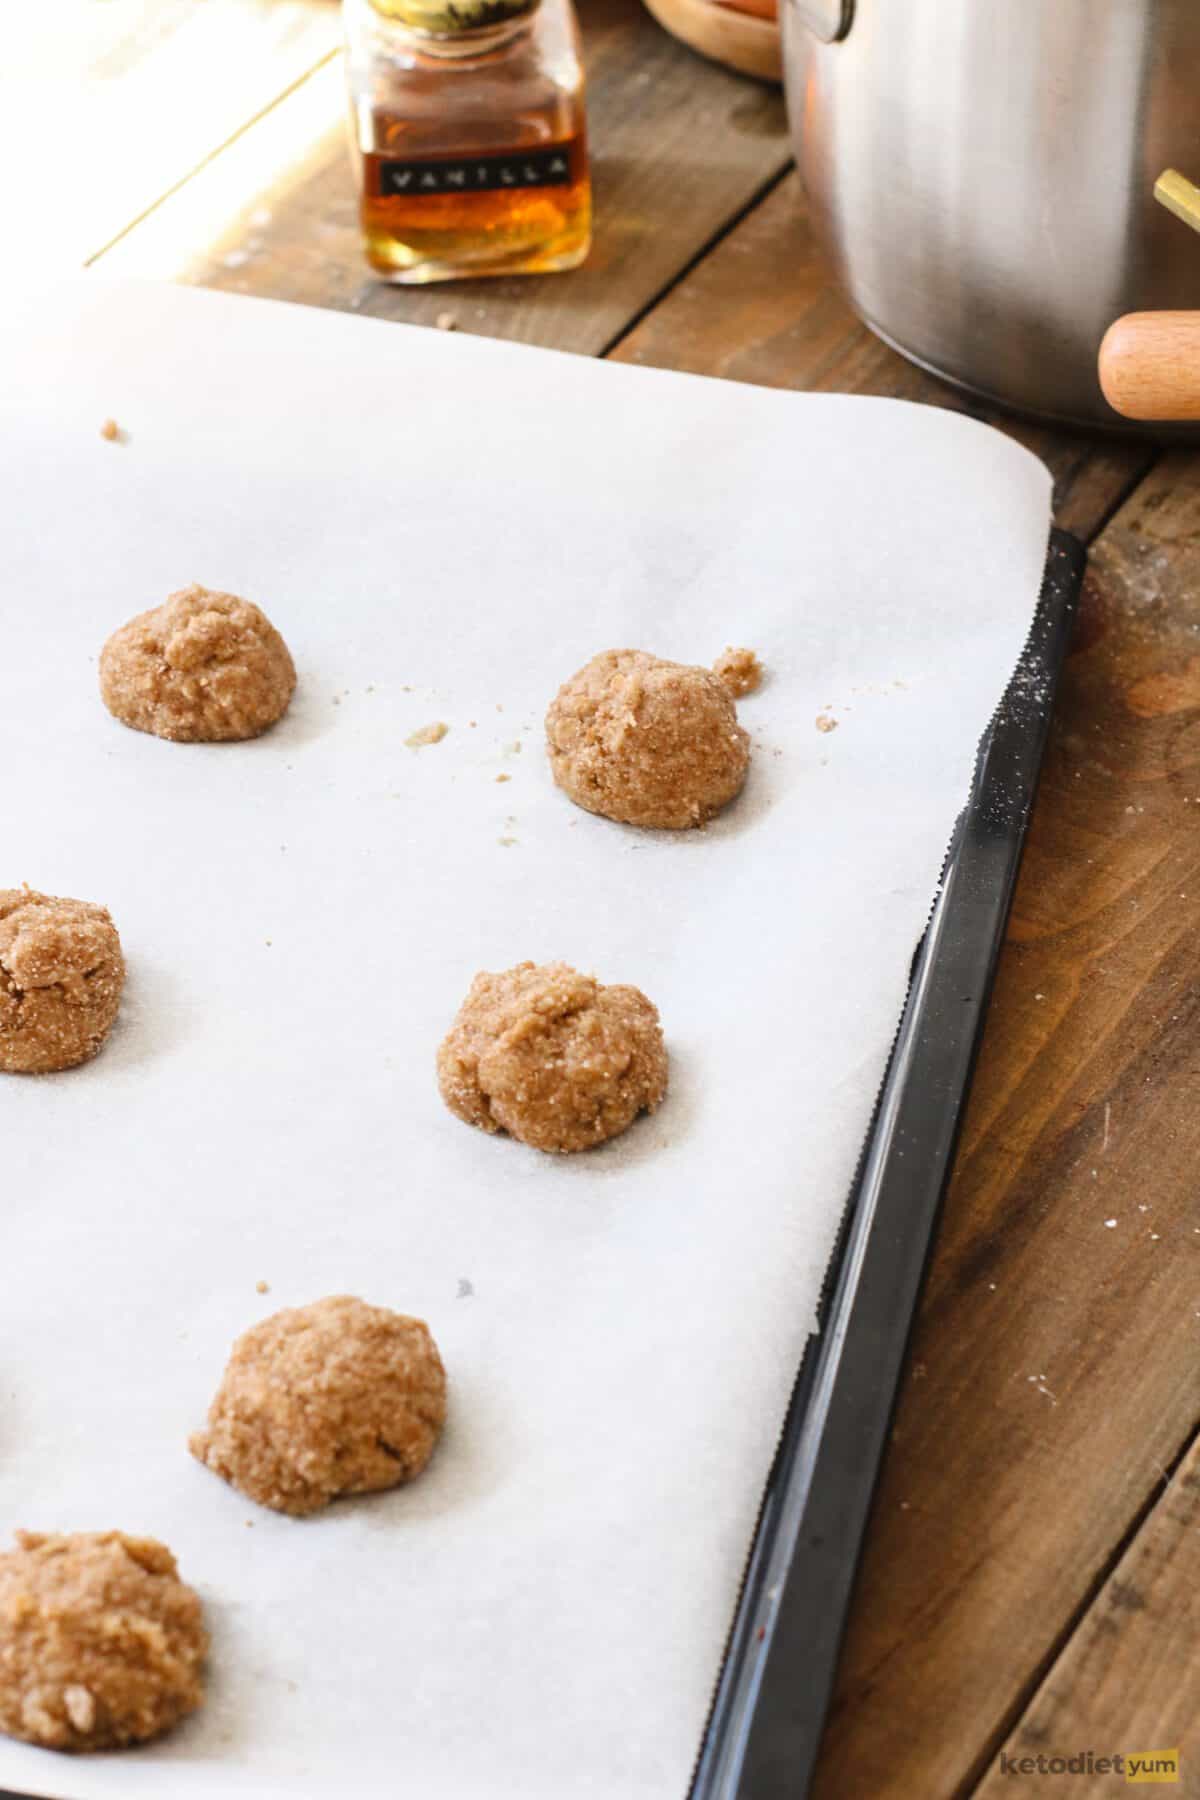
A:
713 645 763 698
99 585 296 742
0 1531 206 1752
0 889 124 1074
438 960 668 1153
545 649 751 829
189 1296 447 1517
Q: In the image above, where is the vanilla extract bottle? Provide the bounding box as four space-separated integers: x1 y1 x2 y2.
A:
344 0 591 283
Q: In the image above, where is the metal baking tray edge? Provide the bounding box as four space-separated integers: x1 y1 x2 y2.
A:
690 526 1086 1800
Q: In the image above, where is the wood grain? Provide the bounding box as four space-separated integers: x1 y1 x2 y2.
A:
801 458 1200 1797
100 0 791 355
7 1 339 267
976 1427 1200 1795
1100 312 1200 422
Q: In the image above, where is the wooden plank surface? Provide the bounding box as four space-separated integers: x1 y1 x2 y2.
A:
977 1426 1200 1795
811 456 1200 1795
98 0 791 353
3 1 340 268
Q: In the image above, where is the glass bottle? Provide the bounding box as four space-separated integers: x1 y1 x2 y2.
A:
344 0 591 284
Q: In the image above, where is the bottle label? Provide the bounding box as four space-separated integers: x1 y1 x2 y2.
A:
377 148 572 198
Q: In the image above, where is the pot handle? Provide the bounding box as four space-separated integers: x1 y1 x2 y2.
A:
786 0 853 42
1099 312 1200 421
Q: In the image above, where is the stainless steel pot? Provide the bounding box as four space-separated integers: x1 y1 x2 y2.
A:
782 0 1200 432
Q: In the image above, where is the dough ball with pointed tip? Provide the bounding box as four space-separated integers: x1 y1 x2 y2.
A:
100 585 295 742
546 648 750 829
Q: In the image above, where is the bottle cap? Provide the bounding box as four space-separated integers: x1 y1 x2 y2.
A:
370 0 537 31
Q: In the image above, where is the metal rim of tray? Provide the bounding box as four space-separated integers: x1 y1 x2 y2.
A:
691 527 1087 1800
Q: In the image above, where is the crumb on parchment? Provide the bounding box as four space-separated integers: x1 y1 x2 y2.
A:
816 714 838 734
406 722 448 748
99 418 121 443
713 646 763 697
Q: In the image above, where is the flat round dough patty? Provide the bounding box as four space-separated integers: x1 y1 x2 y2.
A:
0 888 124 1074
100 585 295 742
190 1296 447 1517
545 648 750 829
0 1531 206 1752
437 960 668 1153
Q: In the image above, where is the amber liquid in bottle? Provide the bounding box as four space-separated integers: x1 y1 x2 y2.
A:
361 129 590 280
347 0 591 284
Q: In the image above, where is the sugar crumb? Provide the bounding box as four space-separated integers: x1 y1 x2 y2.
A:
713 646 763 697
406 721 448 748
816 714 838 734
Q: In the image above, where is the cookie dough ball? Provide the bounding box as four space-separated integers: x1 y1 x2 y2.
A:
438 961 668 1154
0 1531 206 1752
0 889 124 1074
545 649 750 829
713 645 763 697
190 1296 447 1517
100 585 296 742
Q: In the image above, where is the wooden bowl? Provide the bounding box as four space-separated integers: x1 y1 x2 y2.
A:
641 0 782 83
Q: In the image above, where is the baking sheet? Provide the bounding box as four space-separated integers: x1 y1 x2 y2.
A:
0 279 1051 1800
695 529 1085 1800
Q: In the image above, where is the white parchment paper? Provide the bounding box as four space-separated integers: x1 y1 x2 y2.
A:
0 280 1051 1800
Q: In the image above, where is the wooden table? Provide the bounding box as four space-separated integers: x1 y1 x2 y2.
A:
68 3 1200 1791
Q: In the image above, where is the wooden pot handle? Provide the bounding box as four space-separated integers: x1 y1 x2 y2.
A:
1099 311 1200 421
